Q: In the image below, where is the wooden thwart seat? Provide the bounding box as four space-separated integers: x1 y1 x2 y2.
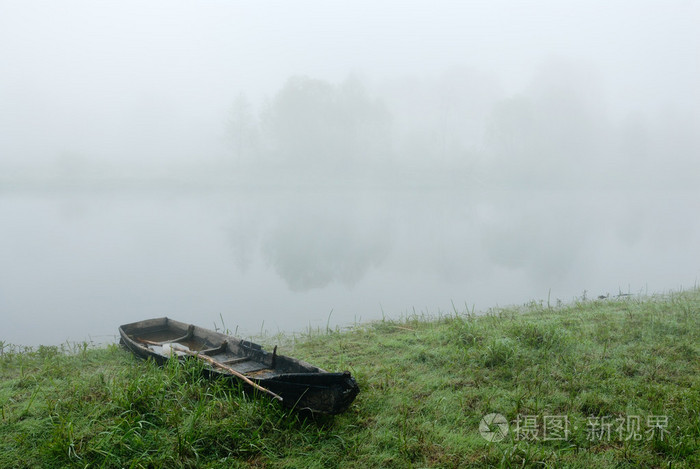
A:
222 357 252 365
201 340 229 356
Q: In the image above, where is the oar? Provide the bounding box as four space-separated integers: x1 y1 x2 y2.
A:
136 338 283 402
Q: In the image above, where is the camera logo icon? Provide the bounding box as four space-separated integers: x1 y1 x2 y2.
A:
479 413 509 442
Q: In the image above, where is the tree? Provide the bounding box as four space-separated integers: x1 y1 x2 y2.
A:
259 76 391 174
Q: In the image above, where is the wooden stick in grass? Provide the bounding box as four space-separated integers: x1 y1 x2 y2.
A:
136 338 283 402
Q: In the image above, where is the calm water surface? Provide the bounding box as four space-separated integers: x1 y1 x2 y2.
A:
1 185 698 345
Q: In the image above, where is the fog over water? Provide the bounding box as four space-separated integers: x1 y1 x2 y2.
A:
1 1 699 345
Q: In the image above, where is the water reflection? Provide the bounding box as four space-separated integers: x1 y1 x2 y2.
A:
260 196 393 290
1 187 698 346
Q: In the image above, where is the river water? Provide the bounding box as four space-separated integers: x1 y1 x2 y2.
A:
2 184 698 346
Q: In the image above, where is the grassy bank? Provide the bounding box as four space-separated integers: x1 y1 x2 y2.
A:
1 289 699 468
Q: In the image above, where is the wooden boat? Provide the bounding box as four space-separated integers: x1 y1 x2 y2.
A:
119 317 359 414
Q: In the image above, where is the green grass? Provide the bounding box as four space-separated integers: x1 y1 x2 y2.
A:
2 288 700 468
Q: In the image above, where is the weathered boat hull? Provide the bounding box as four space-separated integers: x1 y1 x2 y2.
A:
119 317 359 414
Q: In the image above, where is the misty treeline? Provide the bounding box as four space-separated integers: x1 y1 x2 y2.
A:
227 64 698 189
229 76 390 175
4 62 696 190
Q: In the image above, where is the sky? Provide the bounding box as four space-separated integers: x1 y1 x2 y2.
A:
1 1 698 171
